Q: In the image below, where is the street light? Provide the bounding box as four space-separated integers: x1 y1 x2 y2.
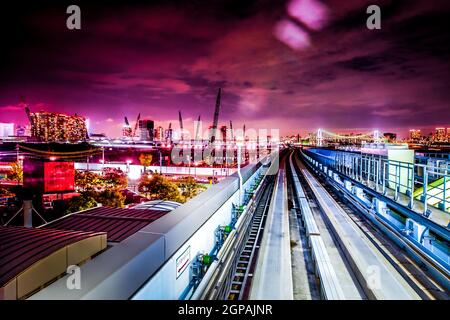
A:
236 136 244 205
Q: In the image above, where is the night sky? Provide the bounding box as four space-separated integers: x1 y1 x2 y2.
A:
0 0 449 138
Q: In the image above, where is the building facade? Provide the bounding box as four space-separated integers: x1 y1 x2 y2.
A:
139 119 154 141
29 112 88 143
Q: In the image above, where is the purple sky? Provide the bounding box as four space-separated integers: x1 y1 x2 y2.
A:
0 0 449 138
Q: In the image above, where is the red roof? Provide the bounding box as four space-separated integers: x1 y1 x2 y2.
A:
41 207 169 242
0 226 105 287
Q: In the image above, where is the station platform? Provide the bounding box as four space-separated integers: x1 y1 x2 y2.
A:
249 167 293 299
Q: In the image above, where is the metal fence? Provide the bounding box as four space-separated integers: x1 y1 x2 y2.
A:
310 149 449 215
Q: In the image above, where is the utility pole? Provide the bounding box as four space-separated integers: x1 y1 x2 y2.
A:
102 147 105 170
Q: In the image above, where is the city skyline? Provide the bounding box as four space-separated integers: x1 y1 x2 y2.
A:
1 0 450 138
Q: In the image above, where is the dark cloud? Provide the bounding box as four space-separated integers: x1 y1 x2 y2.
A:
0 0 449 137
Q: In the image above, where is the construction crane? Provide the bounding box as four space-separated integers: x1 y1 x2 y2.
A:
195 115 201 141
20 96 32 123
210 88 221 144
178 111 184 141
133 113 141 137
166 122 172 142
229 120 234 141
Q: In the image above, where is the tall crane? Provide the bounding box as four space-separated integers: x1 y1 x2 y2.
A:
229 120 234 141
210 88 221 144
133 113 141 137
21 96 32 123
178 111 184 141
195 115 201 141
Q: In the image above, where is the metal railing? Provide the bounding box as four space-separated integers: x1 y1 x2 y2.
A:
308 149 450 215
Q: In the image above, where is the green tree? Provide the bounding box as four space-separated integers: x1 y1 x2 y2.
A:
178 176 206 201
138 174 181 201
94 190 126 208
9 161 23 184
66 192 98 214
139 153 153 172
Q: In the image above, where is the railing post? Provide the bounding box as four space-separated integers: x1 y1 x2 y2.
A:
442 174 447 212
423 168 428 215
394 162 398 200
377 157 381 192
409 163 414 209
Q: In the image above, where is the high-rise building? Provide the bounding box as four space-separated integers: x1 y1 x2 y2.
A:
434 127 446 142
29 112 88 142
139 119 154 141
0 123 14 139
409 129 421 141
154 126 164 141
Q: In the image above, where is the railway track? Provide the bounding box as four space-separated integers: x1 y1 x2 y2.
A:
227 176 275 300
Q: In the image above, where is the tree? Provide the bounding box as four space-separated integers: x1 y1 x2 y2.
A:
139 153 153 172
9 161 23 184
178 176 206 201
75 170 103 191
138 174 181 201
102 167 128 190
66 192 98 214
0 187 13 197
94 190 126 208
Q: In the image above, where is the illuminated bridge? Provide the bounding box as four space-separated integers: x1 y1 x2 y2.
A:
11 145 449 300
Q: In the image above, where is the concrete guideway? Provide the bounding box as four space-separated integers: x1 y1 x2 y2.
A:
249 163 294 299
301 168 421 300
288 152 364 300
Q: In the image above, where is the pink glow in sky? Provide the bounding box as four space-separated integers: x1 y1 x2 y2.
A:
274 19 310 51
287 0 329 31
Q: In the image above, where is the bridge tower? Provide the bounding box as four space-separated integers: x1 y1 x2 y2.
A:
317 128 323 146
374 129 381 143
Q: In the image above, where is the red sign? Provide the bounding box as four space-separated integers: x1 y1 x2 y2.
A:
44 162 75 192
24 159 75 193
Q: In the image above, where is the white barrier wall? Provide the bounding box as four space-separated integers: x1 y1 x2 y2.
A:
132 165 264 300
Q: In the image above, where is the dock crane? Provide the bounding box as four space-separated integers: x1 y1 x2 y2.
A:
210 88 221 144
229 120 234 141
133 113 141 137
179 111 184 141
